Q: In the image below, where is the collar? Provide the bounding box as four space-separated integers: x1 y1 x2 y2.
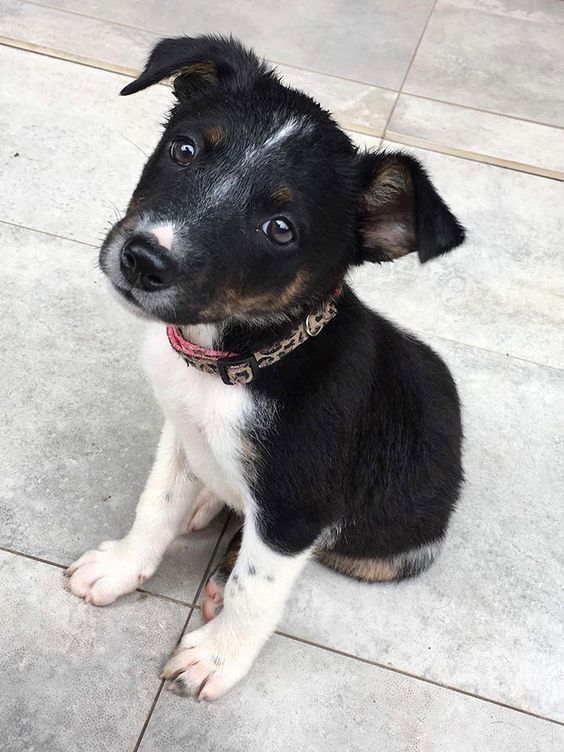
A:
166 287 342 385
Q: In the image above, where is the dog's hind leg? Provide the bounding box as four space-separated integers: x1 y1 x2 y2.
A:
201 526 242 621
315 539 443 583
65 420 202 605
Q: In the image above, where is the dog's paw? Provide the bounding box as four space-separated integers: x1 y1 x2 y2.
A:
64 540 149 606
161 617 259 701
184 488 224 533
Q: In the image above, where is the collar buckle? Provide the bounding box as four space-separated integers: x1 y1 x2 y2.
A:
217 352 260 385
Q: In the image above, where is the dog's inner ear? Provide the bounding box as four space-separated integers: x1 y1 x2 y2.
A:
120 35 266 98
172 61 219 99
358 152 465 264
360 157 416 263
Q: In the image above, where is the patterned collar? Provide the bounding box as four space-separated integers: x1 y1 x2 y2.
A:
166 287 342 385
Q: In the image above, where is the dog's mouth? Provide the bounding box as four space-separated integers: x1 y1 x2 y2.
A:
99 221 182 322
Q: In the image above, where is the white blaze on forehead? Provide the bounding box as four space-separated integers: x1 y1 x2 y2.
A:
242 117 306 165
150 223 175 250
202 117 308 211
262 117 301 149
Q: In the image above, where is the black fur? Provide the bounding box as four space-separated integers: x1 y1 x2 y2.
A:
102 35 465 573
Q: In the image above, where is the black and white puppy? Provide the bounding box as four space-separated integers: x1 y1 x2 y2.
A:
66 35 465 700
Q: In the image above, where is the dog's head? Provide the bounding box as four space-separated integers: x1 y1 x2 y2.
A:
101 35 465 325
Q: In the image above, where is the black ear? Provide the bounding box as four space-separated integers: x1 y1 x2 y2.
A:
120 35 270 99
357 151 465 264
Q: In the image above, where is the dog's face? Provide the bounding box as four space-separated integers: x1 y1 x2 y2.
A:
100 36 465 325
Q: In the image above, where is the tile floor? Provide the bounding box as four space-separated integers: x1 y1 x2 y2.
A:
1 2 563 750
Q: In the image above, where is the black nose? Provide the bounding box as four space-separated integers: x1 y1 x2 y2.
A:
119 236 175 291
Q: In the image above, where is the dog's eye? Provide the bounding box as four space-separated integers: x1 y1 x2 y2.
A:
261 218 295 246
170 138 196 165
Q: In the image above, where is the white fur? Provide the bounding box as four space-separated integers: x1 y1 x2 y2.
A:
403 539 442 572
150 222 175 250
67 322 303 698
184 488 224 532
197 117 308 215
142 323 258 510
242 117 303 166
263 117 301 149
163 515 311 700
66 420 201 604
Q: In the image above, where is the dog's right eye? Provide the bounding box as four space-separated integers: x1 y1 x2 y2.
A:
170 138 197 165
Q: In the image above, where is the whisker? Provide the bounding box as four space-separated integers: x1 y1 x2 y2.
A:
121 134 149 158
105 200 123 224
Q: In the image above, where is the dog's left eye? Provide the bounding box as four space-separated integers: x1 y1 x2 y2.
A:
170 138 197 165
261 218 295 246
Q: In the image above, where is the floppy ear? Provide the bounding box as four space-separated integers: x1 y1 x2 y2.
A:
120 34 270 99
357 151 465 263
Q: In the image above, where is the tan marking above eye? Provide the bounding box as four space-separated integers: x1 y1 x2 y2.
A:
271 186 293 206
204 126 223 147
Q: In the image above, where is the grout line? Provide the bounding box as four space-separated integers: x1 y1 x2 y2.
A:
400 89 564 132
275 630 564 727
383 0 438 135
383 131 564 182
1 38 563 181
405 327 564 374
338 119 384 139
0 36 140 78
0 544 67 569
0 544 200 608
131 514 231 752
134 588 195 609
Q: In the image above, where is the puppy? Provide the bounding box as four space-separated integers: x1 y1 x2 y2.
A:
66 35 465 700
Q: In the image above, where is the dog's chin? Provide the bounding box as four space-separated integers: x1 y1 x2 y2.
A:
106 282 154 321
106 280 210 326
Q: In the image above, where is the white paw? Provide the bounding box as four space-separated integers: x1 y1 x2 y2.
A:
184 488 224 533
161 617 260 700
64 540 150 606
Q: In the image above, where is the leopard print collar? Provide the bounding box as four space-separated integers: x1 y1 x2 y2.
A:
166 288 342 385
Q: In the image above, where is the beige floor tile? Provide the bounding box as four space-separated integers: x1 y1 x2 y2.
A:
138 633 564 751
0 550 187 752
23 0 435 89
404 2 564 126
387 94 564 178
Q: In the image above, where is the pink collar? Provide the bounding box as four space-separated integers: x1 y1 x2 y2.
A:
166 287 342 385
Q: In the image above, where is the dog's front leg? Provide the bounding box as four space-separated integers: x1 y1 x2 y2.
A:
162 512 311 700
66 420 201 605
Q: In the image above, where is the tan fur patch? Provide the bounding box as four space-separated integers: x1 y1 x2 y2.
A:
201 269 311 320
271 186 294 206
215 528 243 582
229 269 310 315
362 157 415 260
205 126 223 147
178 61 218 86
223 542 241 575
315 549 402 582
240 435 258 484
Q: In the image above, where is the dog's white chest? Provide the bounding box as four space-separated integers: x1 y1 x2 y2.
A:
141 324 253 509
